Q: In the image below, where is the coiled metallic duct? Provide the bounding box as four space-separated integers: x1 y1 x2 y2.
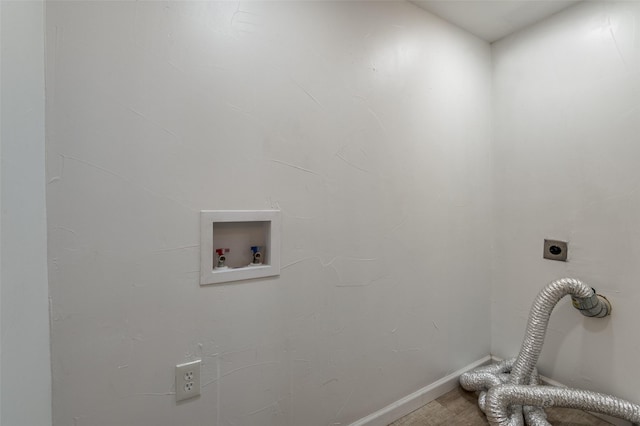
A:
460 357 547 424
486 385 640 426
460 278 623 426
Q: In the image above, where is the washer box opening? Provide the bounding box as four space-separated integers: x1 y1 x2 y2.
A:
200 210 281 285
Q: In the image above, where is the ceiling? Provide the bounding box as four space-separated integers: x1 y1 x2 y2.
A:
410 0 581 43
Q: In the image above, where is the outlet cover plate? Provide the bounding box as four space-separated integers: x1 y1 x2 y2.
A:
176 360 201 402
543 239 568 261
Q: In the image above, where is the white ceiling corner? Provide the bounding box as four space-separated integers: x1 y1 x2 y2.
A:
410 0 582 42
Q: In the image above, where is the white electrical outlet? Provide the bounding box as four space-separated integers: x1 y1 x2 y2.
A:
175 360 201 402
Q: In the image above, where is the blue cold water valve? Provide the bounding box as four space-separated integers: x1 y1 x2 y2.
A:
250 246 263 265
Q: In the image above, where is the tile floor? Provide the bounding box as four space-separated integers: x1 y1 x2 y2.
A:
389 387 612 426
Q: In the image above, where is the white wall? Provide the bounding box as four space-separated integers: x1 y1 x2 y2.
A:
0 1 52 425
45 1 492 425
492 1 640 403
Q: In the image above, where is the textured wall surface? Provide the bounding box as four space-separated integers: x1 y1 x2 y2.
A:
45 2 492 425
1 1 52 425
492 1 640 405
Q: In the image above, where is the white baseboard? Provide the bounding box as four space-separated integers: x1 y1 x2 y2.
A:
348 355 492 426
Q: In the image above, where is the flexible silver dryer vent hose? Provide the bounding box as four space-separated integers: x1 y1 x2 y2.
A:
509 278 610 386
459 278 640 426
486 385 640 426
